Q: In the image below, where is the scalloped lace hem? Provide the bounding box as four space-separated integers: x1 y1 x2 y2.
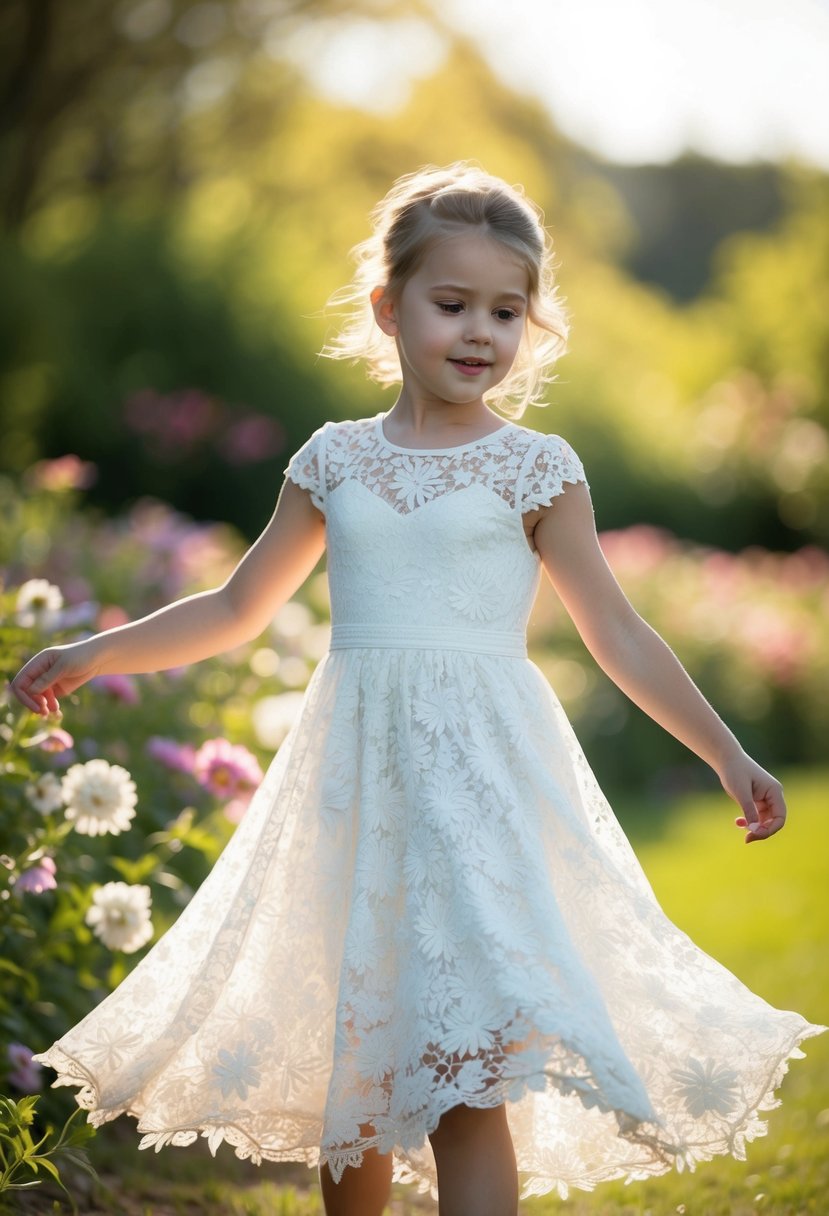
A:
34 1022 825 1201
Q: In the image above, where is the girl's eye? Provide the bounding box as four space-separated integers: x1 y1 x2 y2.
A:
437 302 464 314
494 308 520 321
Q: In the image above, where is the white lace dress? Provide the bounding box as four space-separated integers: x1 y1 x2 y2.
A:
35 412 824 1200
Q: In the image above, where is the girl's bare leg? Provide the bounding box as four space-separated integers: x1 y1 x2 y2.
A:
318 1124 393 1216
428 1102 518 1216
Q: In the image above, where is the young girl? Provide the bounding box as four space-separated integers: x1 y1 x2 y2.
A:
12 163 823 1216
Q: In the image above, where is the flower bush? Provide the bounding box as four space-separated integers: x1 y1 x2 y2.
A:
0 461 329 1144
528 523 829 792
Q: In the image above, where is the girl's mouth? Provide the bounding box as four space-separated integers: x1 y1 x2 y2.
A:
449 358 491 375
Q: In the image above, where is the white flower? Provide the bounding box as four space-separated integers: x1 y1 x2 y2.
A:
402 821 444 888
25 772 64 815
211 1042 262 1100
670 1057 740 1118
447 568 502 621
354 1022 394 1085
364 839 404 899
389 459 445 510
421 769 478 832
414 890 463 962
85 1025 144 1069
61 759 137 835
468 822 520 888
85 882 153 953
15 579 64 630
413 687 460 736
441 995 497 1056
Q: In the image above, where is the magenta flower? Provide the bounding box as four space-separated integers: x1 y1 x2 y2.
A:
123 388 220 460
222 414 285 465
146 736 197 774
16 857 57 895
40 728 74 753
7 1043 43 1092
92 673 140 704
193 738 263 802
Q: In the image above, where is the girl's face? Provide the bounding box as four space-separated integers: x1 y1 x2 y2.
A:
373 231 530 410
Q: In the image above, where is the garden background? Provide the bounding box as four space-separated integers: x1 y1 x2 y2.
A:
0 1 827 1212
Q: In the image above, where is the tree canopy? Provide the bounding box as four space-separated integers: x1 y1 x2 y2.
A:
1 0 826 548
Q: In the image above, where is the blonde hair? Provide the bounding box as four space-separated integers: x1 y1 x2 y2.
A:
321 162 569 418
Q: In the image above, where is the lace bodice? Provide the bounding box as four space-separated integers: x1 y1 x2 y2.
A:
285 413 587 644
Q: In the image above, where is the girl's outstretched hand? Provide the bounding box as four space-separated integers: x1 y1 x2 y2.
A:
718 751 787 843
9 641 102 717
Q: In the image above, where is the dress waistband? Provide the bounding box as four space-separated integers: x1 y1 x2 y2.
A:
329 622 527 658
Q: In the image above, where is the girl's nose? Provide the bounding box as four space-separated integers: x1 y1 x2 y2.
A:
463 310 493 344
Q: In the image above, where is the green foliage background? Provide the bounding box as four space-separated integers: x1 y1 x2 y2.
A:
1 1 828 547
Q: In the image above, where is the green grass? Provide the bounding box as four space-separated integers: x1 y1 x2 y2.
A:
13 768 828 1216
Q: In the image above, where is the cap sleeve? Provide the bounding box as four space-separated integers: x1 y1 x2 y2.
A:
519 433 588 513
283 423 328 512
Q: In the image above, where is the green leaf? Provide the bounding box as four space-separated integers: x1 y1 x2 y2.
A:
110 853 159 883
30 1155 61 1183
56 1147 99 1181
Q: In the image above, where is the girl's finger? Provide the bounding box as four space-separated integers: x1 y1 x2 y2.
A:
29 661 62 694
7 681 40 713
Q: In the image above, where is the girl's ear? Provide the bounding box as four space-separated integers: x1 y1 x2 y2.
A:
371 285 399 336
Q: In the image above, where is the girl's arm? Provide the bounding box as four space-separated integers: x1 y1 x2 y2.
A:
10 478 326 717
533 482 785 844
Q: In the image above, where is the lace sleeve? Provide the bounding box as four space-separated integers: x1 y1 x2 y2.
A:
519 433 588 513
283 424 329 512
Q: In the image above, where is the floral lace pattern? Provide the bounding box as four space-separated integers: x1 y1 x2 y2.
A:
284 412 587 519
34 412 824 1201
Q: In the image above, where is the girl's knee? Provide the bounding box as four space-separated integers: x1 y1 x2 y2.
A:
429 1101 508 1146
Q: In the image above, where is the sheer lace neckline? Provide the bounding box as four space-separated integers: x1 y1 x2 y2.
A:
375 412 517 455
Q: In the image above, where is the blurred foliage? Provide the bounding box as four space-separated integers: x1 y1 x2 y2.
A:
0 215 343 533
0 2 827 550
599 155 786 302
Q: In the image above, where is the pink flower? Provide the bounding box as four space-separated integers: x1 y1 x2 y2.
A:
193 738 263 802
16 857 57 895
221 414 285 465
146 736 197 774
24 455 97 493
600 525 675 577
123 388 221 460
7 1043 43 1092
92 673 140 703
40 728 74 753
224 794 254 824
98 605 130 631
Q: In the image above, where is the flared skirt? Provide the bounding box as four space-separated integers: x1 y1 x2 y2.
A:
34 646 824 1199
